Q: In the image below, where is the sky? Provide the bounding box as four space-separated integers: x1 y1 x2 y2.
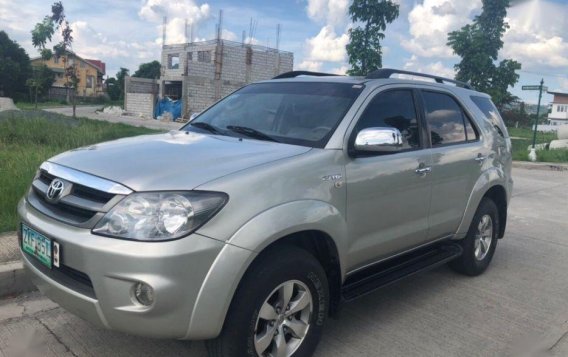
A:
1 0 567 104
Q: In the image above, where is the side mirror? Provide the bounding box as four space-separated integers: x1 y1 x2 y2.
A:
354 127 403 153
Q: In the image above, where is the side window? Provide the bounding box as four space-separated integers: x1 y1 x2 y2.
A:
470 96 508 138
422 91 468 146
464 116 478 142
355 90 420 150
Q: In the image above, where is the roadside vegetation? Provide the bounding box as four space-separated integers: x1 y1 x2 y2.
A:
0 110 159 232
508 127 568 163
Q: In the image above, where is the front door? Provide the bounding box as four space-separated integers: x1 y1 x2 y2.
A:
345 88 432 271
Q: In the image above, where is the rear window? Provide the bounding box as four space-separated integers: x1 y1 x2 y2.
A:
470 96 508 138
422 91 468 146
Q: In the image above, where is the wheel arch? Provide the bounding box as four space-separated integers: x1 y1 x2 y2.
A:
483 185 508 238
455 167 511 239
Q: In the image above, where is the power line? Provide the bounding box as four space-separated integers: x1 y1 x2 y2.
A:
518 70 568 78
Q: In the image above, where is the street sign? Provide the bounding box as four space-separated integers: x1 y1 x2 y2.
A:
522 85 548 91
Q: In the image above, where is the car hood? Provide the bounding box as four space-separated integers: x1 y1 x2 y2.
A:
49 131 311 191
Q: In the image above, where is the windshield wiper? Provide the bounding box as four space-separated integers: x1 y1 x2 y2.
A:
189 122 222 134
226 125 279 143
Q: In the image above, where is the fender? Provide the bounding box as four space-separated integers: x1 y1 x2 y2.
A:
454 166 510 238
184 200 348 339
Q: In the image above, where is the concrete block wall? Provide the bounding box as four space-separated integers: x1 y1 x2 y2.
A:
160 40 294 116
125 93 155 118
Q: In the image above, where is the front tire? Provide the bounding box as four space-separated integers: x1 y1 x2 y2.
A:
450 198 499 276
206 245 329 357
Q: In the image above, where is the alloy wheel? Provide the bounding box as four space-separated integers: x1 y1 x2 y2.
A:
254 280 313 357
474 214 493 261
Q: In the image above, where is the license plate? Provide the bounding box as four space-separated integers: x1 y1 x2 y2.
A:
22 224 53 269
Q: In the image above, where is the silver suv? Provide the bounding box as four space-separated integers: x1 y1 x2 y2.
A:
19 69 512 357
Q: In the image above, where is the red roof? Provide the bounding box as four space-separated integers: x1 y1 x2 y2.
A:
85 59 106 75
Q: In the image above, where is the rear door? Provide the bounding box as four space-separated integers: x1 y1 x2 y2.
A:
418 90 485 239
345 88 433 270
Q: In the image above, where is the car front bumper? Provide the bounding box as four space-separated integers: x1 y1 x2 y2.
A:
18 197 253 339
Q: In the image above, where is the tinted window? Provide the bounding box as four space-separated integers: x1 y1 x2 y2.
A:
355 90 420 150
185 82 363 148
464 116 478 141
471 96 508 138
423 92 467 146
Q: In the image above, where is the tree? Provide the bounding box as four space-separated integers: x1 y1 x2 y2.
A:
26 64 55 108
133 60 161 79
447 0 521 110
346 0 399 76
31 2 80 117
116 68 129 100
0 31 31 99
105 77 120 101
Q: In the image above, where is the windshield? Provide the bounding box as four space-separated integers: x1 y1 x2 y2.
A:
183 82 363 148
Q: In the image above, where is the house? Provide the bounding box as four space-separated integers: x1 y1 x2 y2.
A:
548 91 568 125
31 53 106 98
124 39 293 119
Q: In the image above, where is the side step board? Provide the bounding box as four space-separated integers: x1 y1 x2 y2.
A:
341 243 463 301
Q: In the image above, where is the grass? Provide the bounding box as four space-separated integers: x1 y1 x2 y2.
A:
0 110 160 233
15 99 124 110
507 127 568 163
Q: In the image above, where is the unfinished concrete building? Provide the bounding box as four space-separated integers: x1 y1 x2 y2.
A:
155 39 293 118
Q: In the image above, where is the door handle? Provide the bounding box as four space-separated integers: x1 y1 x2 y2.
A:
475 154 487 164
415 166 432 175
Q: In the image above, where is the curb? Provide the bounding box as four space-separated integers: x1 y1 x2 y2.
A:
512 161 568 171
0 232 37 299
0 260 36 299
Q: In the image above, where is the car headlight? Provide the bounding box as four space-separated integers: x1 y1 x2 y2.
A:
92 191 228 241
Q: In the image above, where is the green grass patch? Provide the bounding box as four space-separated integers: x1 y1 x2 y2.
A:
0 110 160 233
507 127 567 163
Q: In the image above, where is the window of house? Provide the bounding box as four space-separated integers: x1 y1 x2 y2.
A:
187 52 193 62
198 50 211 63
80 61 86 68
86 75 94 89
53 57 59 64
168 54 180 69
423 91 469 146
355 90 420 150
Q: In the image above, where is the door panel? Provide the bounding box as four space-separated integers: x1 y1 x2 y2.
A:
428 143 483 238
345 151 432 270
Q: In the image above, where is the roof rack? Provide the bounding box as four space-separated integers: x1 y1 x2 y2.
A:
365 68 473 90
272 71 341 79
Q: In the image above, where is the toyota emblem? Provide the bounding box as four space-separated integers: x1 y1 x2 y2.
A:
46 179 65 201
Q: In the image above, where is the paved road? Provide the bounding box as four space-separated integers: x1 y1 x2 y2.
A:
44 106 182 131
1 167 567 356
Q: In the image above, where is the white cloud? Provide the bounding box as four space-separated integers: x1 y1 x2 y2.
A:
297 60 323 72
139 0 210 23
502 0 568 70
403 56 456 79
306 0 349 28
139 0 211 45
305 25 349 62
329 65 349 75
401 0 481 59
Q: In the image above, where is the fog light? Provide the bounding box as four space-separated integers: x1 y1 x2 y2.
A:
133 282 154 306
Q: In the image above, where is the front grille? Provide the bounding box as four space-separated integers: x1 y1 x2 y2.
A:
27 165 128 229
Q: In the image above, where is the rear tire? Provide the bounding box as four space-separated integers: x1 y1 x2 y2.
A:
450 198 499 276
206 245 329 357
